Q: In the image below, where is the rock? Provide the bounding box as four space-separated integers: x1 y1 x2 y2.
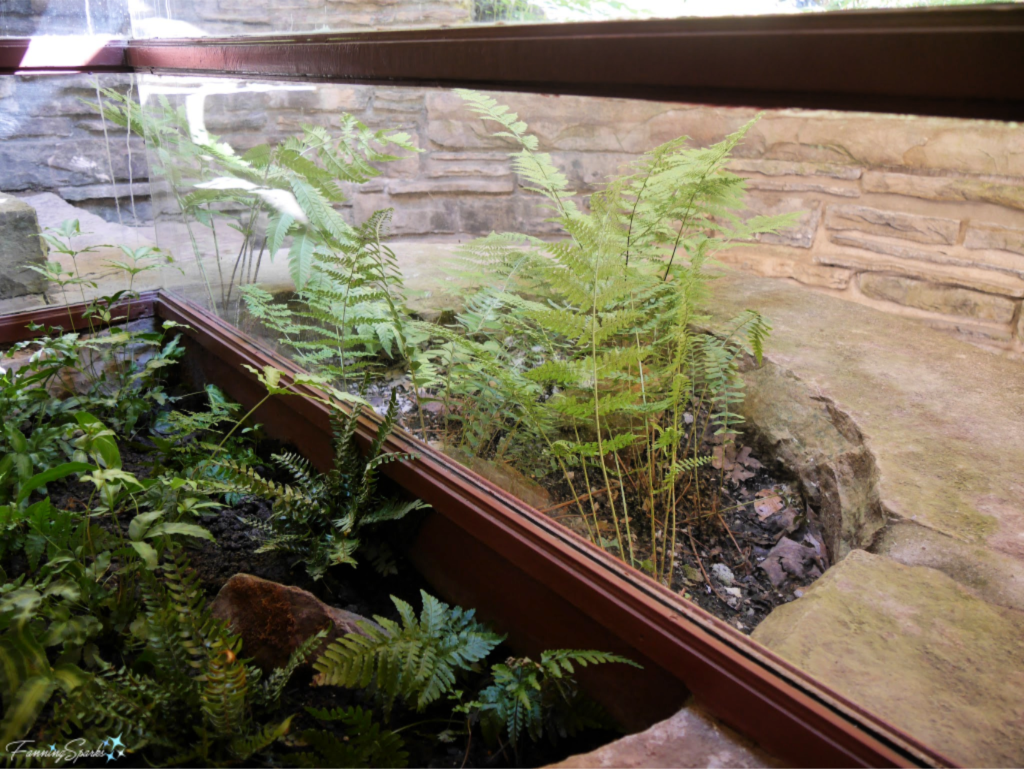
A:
815 249 1024 299
824 205 959 245
547 703 780 768
710 563 735 586
964 222 1024 257
862 171 1024 213
731 362 884 561
209 574 374 673
752 550 1024 768
744 178 859 198
707 271 1024 610
388 177 515 196
857 273 1017 323
0 194 47 299
740 194 822 249
758 537 819 587
728 158 862 181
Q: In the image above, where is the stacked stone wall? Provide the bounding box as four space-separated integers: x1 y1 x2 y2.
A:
2 76 1023 354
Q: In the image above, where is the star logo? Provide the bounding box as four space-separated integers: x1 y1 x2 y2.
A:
105 752 116 763
48 745 57 752
108 735 126 752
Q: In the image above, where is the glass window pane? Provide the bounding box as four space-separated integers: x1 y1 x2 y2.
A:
118 74 1024 767
126 0 1024 38
1 0 130 37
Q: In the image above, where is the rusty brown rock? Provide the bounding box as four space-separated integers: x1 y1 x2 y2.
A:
210 573 374 673
548 703 780 768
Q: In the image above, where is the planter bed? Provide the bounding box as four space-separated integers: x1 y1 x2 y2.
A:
0 292 950 768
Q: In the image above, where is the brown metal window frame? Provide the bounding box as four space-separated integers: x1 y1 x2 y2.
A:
2 5 1024 119
2 7 1020 767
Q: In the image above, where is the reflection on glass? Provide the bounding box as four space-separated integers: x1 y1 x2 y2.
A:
4 67 1023 766
126 0 1024 38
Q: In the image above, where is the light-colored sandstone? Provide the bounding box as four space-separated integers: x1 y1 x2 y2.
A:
825 204 959 245
752 550 1024 768
863 171 1024 212
549 704 780 769
857 273 1017 323
964 222 1024 256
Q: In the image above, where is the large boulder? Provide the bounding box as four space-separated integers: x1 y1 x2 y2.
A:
548 704 779 768
210 573 374 673
0 194 47 299
752 550 1024 767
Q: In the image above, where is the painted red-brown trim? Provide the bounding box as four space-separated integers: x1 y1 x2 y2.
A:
148 290 954 768
0 37 128 74
0 291 155 344
3 5 1024 120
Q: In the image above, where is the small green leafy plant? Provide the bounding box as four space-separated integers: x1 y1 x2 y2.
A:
219 387 427 579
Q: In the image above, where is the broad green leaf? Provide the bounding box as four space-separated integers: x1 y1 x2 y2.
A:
266 212 295 260
14 463 95 507
130 541 159 569
146 522 215 542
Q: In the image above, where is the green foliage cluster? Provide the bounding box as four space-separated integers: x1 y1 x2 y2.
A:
219 388 427 579
408 92 792 581
91 87 418 317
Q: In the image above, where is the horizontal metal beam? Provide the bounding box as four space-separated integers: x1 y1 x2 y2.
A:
121 6 1024 120
0 36 128 74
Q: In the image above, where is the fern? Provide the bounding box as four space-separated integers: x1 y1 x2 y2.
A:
417 92 797 584
219 392 426 580
43 551 305 766
313 590 503 717
286 706 408 768
471 649 639 754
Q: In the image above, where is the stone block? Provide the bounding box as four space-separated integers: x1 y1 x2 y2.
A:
551 704 779 768
751 550 1024 768
858 273 1017 323
863 171 1024 213
965 222 1024 257
826 204 959 245
717 247 853 290
0 194 47 299
741 194 821 249
424 152 511 179
549 151 638 192
815 251 1024 299
58 182 152 202
387 177 515 196
745 178 859 198
350 192 457 236
728 158 862 181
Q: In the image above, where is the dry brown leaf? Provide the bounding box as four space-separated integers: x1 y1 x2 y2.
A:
754 494 784 519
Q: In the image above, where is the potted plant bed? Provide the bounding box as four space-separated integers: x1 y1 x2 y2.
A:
0 289 950 768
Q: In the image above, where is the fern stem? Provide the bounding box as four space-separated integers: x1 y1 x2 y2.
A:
216 393 271 453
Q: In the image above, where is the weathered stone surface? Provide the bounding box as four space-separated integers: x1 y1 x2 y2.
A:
58 182 152 202
210 574 374 673
964 222 1024 257
863 171 1024 212
858 273 1017 323
825 204 959 245
816 249 1024 299
752 550 1024 768
388 177 515 196
735 363 884 560
744 178 859 198
707 272 1024 610
829 231 960 264
728 158 862 181
717 247 853 290
0 194 47 299
548 704 780 768
741 195 821 249
875 522 1024 614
